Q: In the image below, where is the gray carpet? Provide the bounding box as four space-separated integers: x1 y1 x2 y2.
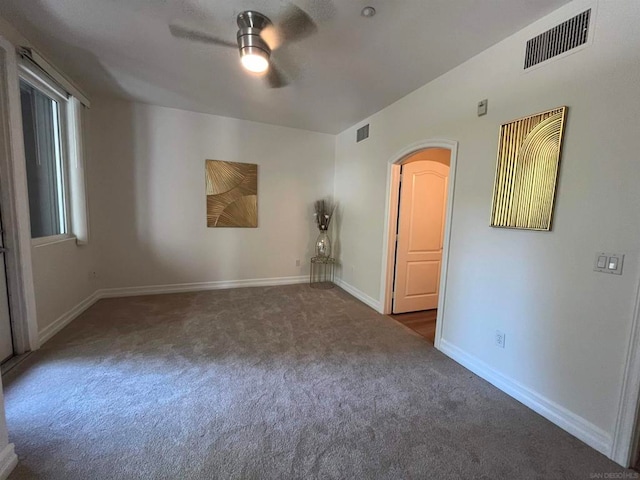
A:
3 284 627 479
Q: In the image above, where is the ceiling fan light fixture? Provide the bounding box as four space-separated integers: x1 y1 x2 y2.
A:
237 13 272 74
240 47 270 73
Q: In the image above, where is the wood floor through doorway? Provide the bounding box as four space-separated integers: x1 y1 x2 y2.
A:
389 309 437 343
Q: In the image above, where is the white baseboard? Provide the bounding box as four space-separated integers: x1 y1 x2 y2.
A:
97 275 308 299
0 443 17 480
439 339 612 457
334 278 382 312
37 276 309 345
38 291 101 345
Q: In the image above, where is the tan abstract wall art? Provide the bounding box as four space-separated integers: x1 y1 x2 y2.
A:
490 106 567 231
205 160 257 228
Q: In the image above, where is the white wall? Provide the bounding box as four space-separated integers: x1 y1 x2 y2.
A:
89 100 335 289
31 239 100 333
334 0 640 454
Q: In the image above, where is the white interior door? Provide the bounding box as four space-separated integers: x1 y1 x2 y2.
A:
393 160 449 314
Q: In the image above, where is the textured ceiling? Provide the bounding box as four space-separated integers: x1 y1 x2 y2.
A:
0 0 569 134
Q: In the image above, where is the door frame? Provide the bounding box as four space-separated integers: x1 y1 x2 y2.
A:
380 139 458 350
0 35 39 354
611 277 640 466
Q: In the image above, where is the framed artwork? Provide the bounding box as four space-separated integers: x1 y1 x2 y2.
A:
490 106 567 230
205 160 257 228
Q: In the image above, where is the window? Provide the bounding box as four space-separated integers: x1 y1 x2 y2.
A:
18 56 90 245
19 78 68 239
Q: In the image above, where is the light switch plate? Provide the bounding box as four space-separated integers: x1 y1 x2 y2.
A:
594 252 625 275
477 99 488 116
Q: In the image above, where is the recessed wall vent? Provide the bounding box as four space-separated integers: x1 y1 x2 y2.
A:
524 9 591 69
356 124 369 142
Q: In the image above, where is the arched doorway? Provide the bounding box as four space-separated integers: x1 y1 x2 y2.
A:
380 140 458 349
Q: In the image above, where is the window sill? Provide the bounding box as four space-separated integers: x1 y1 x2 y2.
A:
32 234 77 248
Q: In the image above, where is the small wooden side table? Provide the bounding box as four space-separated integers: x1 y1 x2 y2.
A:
310 256 336 289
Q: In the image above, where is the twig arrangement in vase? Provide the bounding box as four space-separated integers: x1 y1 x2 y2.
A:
314 199 335 258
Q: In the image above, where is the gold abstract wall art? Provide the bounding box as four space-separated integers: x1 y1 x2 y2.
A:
205 160 257 228
490 106 568 231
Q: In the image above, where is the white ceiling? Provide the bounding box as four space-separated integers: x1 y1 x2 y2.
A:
0 0 569 134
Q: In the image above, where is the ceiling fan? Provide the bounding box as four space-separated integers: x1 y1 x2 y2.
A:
169 5 318 88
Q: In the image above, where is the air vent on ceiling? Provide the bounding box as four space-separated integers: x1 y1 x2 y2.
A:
356 124 369 142
524 9 591 69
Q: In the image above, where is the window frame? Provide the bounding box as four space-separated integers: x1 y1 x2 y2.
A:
18 61 75 246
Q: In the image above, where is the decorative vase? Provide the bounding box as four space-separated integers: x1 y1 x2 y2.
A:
315 230 332 258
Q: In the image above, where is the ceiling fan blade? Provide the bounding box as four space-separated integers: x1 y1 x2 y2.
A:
260 24 282 51
169 24 236 48
265 63 289 89
274 4 318 45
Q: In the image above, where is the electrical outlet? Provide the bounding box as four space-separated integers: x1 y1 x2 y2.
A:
495 330 506 349
295 259 301 267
